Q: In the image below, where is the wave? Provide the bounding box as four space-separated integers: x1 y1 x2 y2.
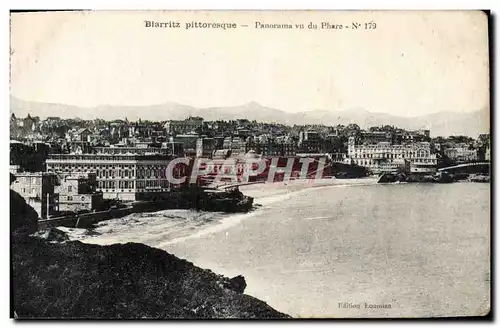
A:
304 216 330 221
158 182 372 247
76 181 376 248
156 211 261 247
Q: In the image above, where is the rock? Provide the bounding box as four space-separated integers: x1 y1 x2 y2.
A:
10 190 39 237
34 228 69 243
12 238 290 319
226 275 247 294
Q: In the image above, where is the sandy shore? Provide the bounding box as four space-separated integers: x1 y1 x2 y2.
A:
61 177 378 246
238 177 378 202
59 209 229 245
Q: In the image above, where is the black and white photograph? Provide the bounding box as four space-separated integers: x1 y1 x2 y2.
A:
9 10 491 319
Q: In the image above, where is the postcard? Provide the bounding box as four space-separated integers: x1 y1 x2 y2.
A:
10 10 490 319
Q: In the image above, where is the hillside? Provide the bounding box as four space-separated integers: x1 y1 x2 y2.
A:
10 186 289 319
12 237 290 319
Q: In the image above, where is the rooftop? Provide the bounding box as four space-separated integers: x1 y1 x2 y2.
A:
47 153 174 161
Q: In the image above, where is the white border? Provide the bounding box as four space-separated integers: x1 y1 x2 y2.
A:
3 0 500 10
2 1 497 327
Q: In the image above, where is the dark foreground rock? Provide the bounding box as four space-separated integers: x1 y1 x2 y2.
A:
10 189 39 237
12 237 290 319
33 227 70 243
226 275 247 294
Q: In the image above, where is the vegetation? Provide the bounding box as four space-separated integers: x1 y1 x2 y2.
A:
12 237 289 319
11 185 289 319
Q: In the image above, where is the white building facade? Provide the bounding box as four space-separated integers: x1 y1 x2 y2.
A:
346 137 437 175
46 154 186 201
444 146 478 163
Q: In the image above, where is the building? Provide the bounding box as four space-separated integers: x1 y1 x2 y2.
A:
246 139 298 157
220 136 246 156
10 172 58 219
196 137 216 158
246 141 280 157
346 137 437 174
410 161 437 175
46 153 185 201
198 150 265 185
14 114 40 130
133 141 153 149
75 128 92 142
94 146 170 156
298 130 324 154
222 136 233 150
444 146 478 163
235 128 251 137
69 141 93 154
161 140 185 157
394 129 430 144
175 134 200 154
54 173 104 212
212 149 231 160
361 131 392 144
164 117 204 135
280 140 298 157
46 116 61 122
10 140 49 172
229 137 247 156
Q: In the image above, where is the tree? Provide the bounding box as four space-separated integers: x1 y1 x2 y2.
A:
448 135 473 144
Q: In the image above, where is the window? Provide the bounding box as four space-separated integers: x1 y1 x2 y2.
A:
68 186 72 193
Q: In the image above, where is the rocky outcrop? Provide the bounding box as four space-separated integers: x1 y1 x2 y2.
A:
12 237 289 319
10 182 288 319
10 189 39 237
226 275 247 294
33 227 70 243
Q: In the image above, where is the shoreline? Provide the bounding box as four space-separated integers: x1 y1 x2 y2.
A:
62 176 486 247
61 177 378 247
238 177 379 200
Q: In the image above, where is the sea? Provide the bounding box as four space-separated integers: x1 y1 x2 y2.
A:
160 182 491 318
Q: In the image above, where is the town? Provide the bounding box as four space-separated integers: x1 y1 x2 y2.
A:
9 113 491 226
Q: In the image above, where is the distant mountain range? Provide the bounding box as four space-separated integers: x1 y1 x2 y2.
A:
10 96 490 138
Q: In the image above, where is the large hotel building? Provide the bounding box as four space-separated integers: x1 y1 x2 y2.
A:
46 153 188 201
346 137 437 175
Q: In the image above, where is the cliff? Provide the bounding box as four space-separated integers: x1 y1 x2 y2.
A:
10 189 39 236
11 187 289 319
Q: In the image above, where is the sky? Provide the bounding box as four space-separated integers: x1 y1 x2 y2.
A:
10 10 489 117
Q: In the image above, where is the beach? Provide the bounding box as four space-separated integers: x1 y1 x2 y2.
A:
62 177 379 246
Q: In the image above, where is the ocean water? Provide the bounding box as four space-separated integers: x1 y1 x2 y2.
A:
162 183 491 318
